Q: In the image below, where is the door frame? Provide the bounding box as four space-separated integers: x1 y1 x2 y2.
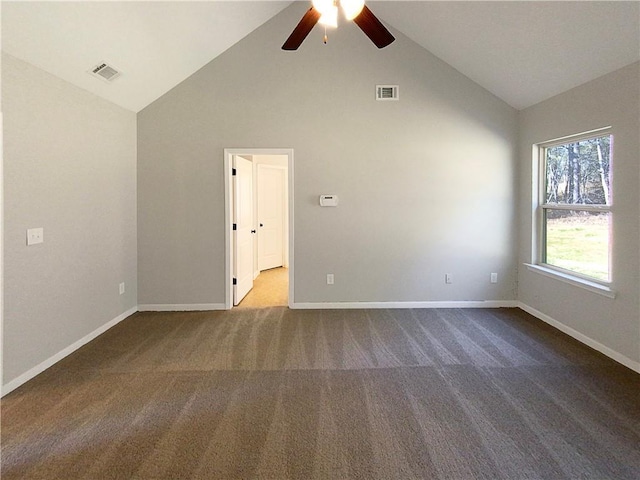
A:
224 148 294 310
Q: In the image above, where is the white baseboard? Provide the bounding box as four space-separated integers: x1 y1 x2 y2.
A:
291 300 518 310
1 306 138 397
518 302 640 373
7 300 633 398
138 303 227 312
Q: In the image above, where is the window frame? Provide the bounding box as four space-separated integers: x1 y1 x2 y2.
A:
534 127 613 286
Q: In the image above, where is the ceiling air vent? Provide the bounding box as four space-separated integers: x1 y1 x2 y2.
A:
89 63 121 83
376 85 399 101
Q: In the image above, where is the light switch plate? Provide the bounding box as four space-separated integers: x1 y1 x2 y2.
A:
319 195 338 207
27 228 44 246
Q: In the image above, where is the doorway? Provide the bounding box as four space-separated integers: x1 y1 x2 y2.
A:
234 266 288 308
224 149 293 309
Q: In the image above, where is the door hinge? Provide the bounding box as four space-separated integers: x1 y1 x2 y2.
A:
233 278 237 285
233 223 237 231
232 168 237 176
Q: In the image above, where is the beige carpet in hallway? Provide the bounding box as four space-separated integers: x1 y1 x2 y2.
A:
236 267 288 308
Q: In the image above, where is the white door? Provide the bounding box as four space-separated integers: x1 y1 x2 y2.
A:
258 165 285 271
233 156 254 305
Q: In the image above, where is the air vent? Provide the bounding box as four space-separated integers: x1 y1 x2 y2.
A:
89 63 121 83
376 85 399 101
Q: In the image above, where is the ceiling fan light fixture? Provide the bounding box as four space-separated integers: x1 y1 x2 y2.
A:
318 4 338 27
312 0 334 15
282 0 394 50
341 0 365 20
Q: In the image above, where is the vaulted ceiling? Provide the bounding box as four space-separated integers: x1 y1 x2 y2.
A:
3 1 639 112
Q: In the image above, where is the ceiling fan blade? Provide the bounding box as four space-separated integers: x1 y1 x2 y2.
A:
353 5 395 49
282 7 322 50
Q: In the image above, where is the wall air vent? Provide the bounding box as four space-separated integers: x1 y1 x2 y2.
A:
89 63 121 83
376 85 399 101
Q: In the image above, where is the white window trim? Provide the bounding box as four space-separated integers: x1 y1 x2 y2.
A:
541 204 609 213
524 263 616 299
532 127 613 291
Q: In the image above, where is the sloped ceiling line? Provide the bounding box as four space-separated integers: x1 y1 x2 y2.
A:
2 1 639 112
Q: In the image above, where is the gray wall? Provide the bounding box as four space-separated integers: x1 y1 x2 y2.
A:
517 62 640 365
2 54 138 386
138 3 518 306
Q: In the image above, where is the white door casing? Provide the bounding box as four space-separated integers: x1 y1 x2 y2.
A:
233 156 254 305
258 165 285 271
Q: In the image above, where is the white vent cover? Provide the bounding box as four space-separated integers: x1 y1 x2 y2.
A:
376 85 399 101
89 63 121 83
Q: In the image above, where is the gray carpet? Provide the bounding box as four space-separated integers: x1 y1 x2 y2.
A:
2 308 639 479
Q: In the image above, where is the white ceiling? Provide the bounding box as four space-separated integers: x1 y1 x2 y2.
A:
371 1 640 109
1 1 293 112
3 1 639 112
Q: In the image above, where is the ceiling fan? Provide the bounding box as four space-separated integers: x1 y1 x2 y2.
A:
282 0 395 50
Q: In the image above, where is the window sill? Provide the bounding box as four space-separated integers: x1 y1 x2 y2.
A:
524 263 616 299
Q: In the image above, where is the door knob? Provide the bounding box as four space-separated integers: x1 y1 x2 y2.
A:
260 223 264 227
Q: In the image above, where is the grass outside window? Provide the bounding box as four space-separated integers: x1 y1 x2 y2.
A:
544 211 610 282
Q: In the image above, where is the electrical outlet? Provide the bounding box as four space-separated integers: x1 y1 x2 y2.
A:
327 274 334 285
445 274 452 284
490 273 498 284
27 227 44 246
119 282 125 295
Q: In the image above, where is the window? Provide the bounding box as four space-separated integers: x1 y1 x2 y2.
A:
538 129 612 283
